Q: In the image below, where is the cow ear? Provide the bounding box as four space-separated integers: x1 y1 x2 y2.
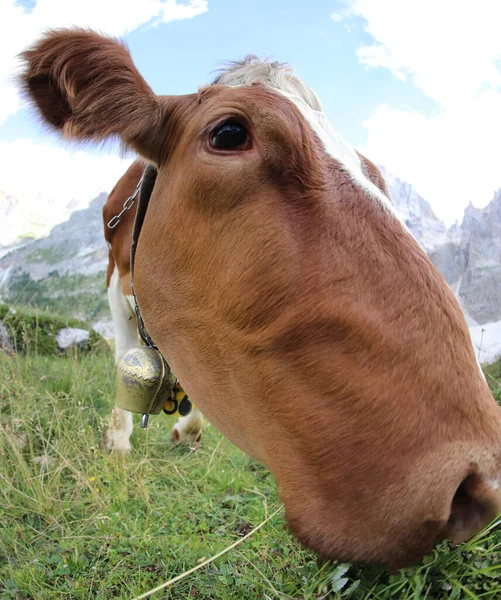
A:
19 28 163 162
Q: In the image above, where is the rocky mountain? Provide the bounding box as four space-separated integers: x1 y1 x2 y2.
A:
385 177 501 363
430 190 501 327
1 172 500 361
0 192 108 283
0 189 86 250
379 169 501 330
0 193 111 336
382 169 449 254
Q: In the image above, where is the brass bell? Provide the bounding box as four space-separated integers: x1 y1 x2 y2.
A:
115 346 176 415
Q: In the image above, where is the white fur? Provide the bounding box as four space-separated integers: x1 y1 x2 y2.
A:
108 270 138 362
215 58 396 215
125 294 136 315
172 407 204 446
104 267 137 452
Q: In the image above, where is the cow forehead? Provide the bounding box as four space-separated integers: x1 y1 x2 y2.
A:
207 62 396 216
160 62 400 223
192 84 309 134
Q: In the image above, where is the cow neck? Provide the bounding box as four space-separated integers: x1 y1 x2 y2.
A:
108 165 183 427
130 166 172 427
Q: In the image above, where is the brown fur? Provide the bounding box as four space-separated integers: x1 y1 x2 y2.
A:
103 160 144 292
18 28 163 161
19 29 501 569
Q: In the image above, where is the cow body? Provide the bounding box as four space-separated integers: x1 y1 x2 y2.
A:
19 31 501 568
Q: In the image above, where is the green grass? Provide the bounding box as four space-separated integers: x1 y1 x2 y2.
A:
1 348 501 599
483 357 501 404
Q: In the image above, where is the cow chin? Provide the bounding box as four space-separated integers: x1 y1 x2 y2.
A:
279 489 438 569
272 440 501 569
286 514 444 570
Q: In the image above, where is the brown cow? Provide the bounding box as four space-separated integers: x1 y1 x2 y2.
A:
19 29 501 569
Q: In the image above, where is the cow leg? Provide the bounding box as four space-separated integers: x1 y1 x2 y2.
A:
103 267 137 453
172 407 203 446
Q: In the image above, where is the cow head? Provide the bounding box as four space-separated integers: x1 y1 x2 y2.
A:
19 29 501 568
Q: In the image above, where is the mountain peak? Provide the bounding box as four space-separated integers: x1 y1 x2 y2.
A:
381 167 447 254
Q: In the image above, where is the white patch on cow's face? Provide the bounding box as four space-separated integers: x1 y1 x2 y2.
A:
276 91 396 216
215 59 397 216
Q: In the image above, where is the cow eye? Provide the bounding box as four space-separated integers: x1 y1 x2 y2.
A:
210 120 250 150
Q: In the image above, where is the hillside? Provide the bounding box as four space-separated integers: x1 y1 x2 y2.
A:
0 193 110 336
0 188 88 249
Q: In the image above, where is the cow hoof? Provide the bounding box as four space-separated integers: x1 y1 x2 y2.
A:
171 424 202 447
103 429 132 454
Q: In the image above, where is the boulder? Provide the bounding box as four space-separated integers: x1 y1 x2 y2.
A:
0 319 13 354
56 327 90 350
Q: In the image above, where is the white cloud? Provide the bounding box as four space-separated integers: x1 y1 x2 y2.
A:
337 0 501 224
0 0 208 125
0 139 133 246
160 0 208 22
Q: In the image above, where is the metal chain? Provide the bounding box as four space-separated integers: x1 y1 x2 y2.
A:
107 173 145 229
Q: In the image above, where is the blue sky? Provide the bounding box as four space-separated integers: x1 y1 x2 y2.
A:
1 0 436 148
1 0 501 237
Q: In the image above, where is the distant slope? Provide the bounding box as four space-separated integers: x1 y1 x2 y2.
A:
0 189 87 248
0 193 110 332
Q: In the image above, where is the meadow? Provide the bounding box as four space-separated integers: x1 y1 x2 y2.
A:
1 322 501 599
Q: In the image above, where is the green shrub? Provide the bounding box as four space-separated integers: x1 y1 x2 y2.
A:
483 357 501 404
0 304 108 356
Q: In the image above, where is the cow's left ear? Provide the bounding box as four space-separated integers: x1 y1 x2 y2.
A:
19 28 164 163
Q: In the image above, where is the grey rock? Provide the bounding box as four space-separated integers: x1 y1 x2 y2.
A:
429 243 461 285
92 319 114 340
384 171 501 327
0 320 13 354
56 327 89 350
450 191 501 324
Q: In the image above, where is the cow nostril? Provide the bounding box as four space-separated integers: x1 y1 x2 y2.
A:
449 476 484 531
447 474 501 544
